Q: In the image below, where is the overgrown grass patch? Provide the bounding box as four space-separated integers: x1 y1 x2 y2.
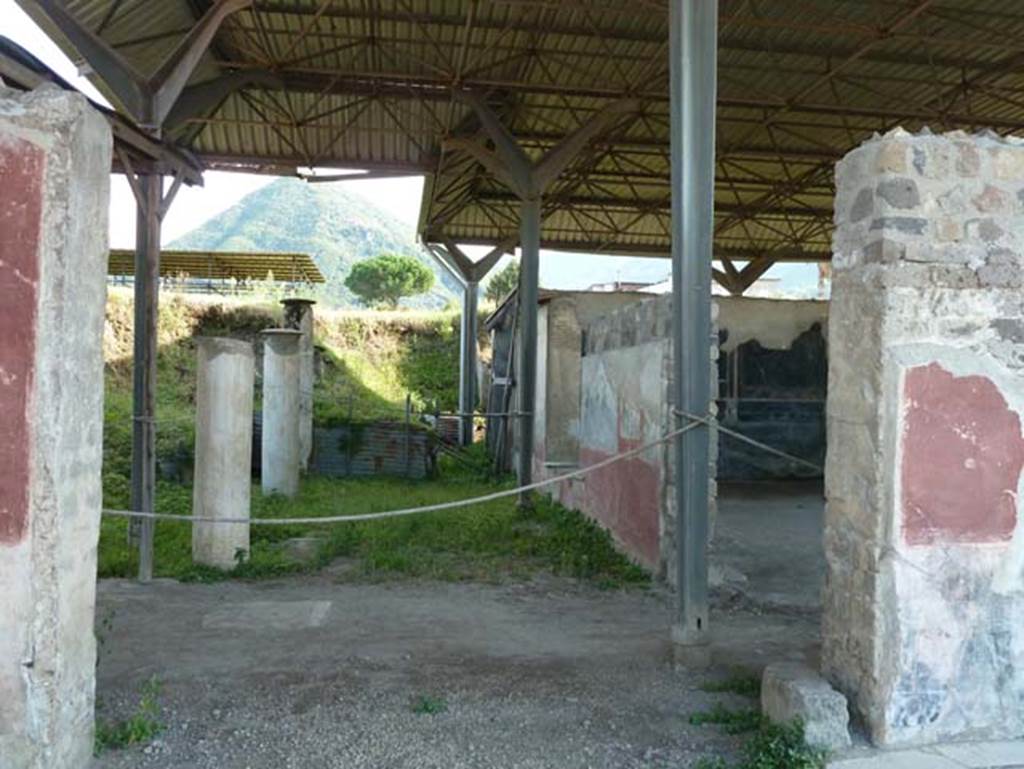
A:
94 676 163 755
97 474 650 589
98 293 642 587
101 294 465 488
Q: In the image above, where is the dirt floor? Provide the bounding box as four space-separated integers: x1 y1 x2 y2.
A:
91 482 824 769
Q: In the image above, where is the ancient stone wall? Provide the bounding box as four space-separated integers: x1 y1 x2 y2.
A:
827 128 1024 745
538 294 717 583
0 86 111 768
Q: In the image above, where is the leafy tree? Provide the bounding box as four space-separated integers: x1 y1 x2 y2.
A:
344 253 435 309
485 261 520 303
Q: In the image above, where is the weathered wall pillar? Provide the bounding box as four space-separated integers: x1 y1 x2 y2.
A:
281 299 316 470
0 86 110 768
261 329 302 497
192 338 254 568
826 128 1024 746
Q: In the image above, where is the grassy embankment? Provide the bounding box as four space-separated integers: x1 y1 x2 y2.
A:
99 290 648 588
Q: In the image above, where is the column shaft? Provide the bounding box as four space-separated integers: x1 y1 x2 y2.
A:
281 299 316 470
192 338 254 568
261 329 302 497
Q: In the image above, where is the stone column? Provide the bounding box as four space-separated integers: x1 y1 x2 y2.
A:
280 298 316 470
261 329 302 497
192 338 254 568
0 87 111 768
826 128 1024 746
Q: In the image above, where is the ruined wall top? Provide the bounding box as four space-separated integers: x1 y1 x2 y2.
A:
833 128 1024 290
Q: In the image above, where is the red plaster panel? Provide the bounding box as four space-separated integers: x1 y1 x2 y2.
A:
901 363 1024 546
0 137 43 546
578 447 661 568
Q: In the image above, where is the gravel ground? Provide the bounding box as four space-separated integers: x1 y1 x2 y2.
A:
91 483 824 768
90 575 818 769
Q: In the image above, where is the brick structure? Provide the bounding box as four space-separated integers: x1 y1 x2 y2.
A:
827 128 1024 745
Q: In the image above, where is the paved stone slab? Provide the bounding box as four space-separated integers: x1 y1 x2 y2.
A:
935 741 1024 768
828 750 963 769
202 600 332 631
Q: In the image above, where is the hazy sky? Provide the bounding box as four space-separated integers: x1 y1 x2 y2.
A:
2 0 426 248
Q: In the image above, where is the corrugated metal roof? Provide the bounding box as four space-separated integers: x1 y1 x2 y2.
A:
19 0 1024 270
108 249 325 283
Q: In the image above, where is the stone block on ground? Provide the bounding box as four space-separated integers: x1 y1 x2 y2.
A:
762 662 852 751
278 536 325 565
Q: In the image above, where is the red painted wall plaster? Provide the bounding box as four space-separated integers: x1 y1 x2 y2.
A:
902 363 1024 546
0 137 43 546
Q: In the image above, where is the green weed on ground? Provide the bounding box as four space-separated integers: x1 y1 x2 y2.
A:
700 670 762 699
692 720 826 768
690 694 827 769
97 474 650 589
411 695 448 715
689 704 764 735
94 677 163 755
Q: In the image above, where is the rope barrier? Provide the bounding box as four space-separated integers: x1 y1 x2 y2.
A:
101 421 702 525
105 408 823 527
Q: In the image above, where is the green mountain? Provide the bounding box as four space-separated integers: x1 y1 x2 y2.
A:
169 177 458 308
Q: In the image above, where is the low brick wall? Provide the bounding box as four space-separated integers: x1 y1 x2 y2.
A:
311 422 433 479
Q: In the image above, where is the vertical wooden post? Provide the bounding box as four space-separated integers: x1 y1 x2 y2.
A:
131 173 162 582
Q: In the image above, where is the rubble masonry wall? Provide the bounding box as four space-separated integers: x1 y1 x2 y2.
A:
827 128 1024 745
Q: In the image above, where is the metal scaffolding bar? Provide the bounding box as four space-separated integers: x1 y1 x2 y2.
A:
517 197 541 507
670 0 718 661
426 240 511 448
459 281 479 446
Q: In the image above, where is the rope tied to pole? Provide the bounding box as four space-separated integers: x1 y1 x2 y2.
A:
673 408 824 473
105 409 822 526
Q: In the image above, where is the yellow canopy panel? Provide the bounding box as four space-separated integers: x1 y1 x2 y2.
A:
108 250 325 284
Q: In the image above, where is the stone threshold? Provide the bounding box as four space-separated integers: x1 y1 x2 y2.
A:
828 740 1024 769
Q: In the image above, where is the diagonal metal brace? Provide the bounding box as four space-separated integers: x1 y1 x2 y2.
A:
31 0 148 119
454 90 639 200
149 0 253 126
30 0 251 127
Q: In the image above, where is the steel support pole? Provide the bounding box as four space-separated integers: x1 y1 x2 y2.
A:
517 197 541 506
131 173 162 582
669 0 718 663
459 280 479 445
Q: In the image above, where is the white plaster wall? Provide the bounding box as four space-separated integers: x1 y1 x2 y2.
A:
716 297 829 353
